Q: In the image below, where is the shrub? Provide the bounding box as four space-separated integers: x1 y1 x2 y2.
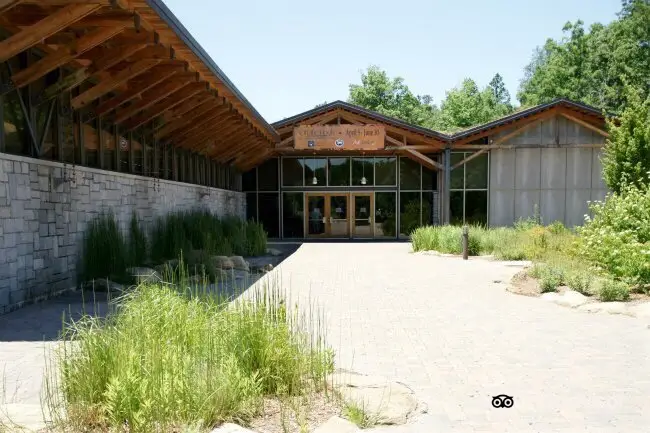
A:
598 279 630 302
539 266 564 293
547 220 568 235
81 212 128 282
128 211 148 266
245 220 267 256
566 271 593 295
579 184 650 285
47 283 333 432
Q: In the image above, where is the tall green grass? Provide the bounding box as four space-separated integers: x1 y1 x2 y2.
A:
44 279 333 432
80 211 128 283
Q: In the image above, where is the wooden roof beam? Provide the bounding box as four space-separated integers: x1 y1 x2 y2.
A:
175 115 241 150
12 25 128 89
218 133 259 161
123 82 208 131
93 65 189 117
154 97 221 138
71 58 161 109
0 0 23 15
164 104 230 142
385 135 443 171
0 3 101 63
159 92 215 124
558 110 609 138
112 76 197 124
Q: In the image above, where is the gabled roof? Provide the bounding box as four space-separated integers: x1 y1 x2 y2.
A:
273 98 607 144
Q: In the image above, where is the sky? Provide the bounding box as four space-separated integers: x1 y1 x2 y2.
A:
162 0 622 124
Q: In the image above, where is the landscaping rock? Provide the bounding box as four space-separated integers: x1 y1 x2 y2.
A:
314 416 360 433
213 256 234 270
327 370 418 425
628 302 650 319
267 247 283 256
577 301 629 315
83 279 124 293
556 291 591 308
210 423 258 433
229 255 250 272
540 292 562 302
127 267 162 284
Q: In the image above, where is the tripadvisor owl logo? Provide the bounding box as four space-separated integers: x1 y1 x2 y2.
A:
491 394 514 408
335 138 344 148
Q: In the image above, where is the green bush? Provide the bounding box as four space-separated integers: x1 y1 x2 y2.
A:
81 212 128 282
245 220 268 256
547 220 568 235
566 271 593 295
579 184 650 285
128 211 148 266
48 283 333 432
539 266 564 293
598 279 630 302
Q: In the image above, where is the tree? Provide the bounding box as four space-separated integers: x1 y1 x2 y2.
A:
602 85 650 193
488 73 511 107
518 0 650 113
348 66 441 128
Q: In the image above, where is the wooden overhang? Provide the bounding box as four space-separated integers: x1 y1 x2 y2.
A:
0 0 278 171
265 99 608 171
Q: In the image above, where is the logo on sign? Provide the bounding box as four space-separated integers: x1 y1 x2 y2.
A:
491 395 514 408
335 138 344 148
119 137 128 151
307 140 315 148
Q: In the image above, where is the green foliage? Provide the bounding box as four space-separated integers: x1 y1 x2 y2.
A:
598 278 630 302
245 220 268 256
539 266 564 293
547 220 569 235
579 184 650 285
566 270 593 295
128 211 148 266
48 283 333 432
518 1 650 114
343 402 376 429
400 200 422 236
602 86 650 193
81 212 128 282
348 66 513 133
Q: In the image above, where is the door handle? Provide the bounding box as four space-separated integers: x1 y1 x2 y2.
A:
322 217 327 223
368 216 372 223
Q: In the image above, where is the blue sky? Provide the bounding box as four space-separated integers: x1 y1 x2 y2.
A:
162 0 621 124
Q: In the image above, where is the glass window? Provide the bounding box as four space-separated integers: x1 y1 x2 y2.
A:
283 192 304 238
351 157 373 186
400 157 421 190
422 191 434 226
258 158 279 191
465 153 488 189
246 193 257 221
400 192 421 236
258 193 280 238
422 165 437 191
242 169 257 191
375 157 396 185
465 191 488 225
375 192 396 238
450 191 464 225
304 157 327 186
450 153 464 189
328 157 350 186
282 157 303 186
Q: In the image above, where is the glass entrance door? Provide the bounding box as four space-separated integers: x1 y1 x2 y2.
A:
306 194 326 236
352 193 374 237
328 195 349 237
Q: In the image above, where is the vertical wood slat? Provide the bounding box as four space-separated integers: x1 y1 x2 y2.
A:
0 92 4 152
76 86 86 166
98 115 104 169
114 125 120 171
142 131 148 176
153 135 158 178
128 131 134 173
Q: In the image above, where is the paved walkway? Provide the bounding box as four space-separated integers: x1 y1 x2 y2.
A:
267 243 650 433
1 242 649 432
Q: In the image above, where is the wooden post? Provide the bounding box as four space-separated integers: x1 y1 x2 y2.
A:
142 131 148 176
128 131 134 173
114 125 120 171
444 147 451 224
98 115 104 169
462 225 469 260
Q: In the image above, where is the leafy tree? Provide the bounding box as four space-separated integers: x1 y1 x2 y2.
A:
489 73 512 107
602 85 650 193
348 65 441 128
518 0 650 113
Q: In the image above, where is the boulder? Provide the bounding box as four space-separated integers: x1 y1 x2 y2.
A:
555 291 591 308
314 416 360 433
83 279 124 293
229 255 250 272
577 301 629 315
266 247 283 257
213 256 234 270
327 370 418 425
127 267 162 284
209 423 257 433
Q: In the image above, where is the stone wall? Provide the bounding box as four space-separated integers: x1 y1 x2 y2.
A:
0 152 245 314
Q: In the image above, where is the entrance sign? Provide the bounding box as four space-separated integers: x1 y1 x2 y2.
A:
294 125 385 151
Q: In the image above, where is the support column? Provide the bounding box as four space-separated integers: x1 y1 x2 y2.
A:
443 147 451 224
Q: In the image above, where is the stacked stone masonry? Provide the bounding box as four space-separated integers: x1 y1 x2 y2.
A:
0 153 245 314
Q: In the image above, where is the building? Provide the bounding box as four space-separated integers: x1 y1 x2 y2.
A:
0 0 608 311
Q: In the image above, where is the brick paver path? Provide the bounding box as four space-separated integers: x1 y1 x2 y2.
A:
268 243 650 433
2 242 649 432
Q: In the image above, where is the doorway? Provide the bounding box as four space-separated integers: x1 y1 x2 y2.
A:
351 193 374 238
305 193 349 238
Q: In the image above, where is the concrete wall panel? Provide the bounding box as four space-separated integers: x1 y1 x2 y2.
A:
515 148 541 189
514 190 541 221
565 189 591 227
540 189 566 225
566 148 593 189
541 117 557 145
490 149 515 189
541 148 567 189
592 149 606 190
489 190 515 227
